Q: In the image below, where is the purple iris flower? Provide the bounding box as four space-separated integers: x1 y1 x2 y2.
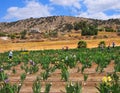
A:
4 79 9 83
0 68 4 72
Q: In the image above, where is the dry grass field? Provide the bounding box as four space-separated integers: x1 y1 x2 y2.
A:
0 31 119 52
0 37 120 52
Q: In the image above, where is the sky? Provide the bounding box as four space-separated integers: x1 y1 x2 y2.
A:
0 0 120 22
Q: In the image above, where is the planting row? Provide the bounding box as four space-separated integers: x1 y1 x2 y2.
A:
0 46 120 93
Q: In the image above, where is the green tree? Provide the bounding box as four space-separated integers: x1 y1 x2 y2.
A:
64 23 73 31
98 41 106 48
77 40 87 48
104 26 114 32
49 30 58 38
74 21 98 36
81 24 98 36
74 22 81 30
0 32 6 37
9 34 16 39
20 30 27 39
74 21 86 31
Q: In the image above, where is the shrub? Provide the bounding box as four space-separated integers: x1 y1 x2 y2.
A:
98 41 106 48
104 26 114 32
81 24 98 36
0 32 6 37
20 30 27 39
64 23 73 31
49 30 58 38
77 41 87 48
8 34 16 39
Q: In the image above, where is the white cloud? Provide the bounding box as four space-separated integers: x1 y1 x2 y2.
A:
78 12 111 19
50 0 81 9
4 1 52 20
3 0 120 21
77 0 120 19
84 0 120 13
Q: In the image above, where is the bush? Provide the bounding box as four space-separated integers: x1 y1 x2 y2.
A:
77 41 87 48
73 22 81 30
49 31 58 38
64 23 73 31
8 34 16 39
81 24 98 36
74 21 98 36
20 30 27 39
104 26 114 32
0 32 6 37
98 41 106 48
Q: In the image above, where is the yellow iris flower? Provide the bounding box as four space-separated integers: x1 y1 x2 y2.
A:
107 76 112 82
102 76 112 85
102 76 108 83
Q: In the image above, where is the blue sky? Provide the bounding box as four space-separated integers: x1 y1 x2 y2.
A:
0 0 120 22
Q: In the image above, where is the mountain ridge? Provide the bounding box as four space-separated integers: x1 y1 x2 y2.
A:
0 16 120 34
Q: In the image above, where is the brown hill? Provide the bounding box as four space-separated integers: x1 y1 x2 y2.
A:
0 16 120 41
0 16 89 33
0 16 120 33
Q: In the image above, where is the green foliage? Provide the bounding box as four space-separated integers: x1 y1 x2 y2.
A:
81 24 98 36
64 23 73 31
77 40 87 48
98 41 106 48
83 74 88 82
41 70 50 80
0 46 120 93
74 22 81 30
61 67 69 81
8 34 16 39
96 72 120 93
49 30 58 37
0 83 20 93
44 83 52 93
104 26 114 32
32 77 41 93
117 29 120 32
20 73 26 82
64 54 77 68
74 21 98 35
12 68 16 74
0 32 6 37
98 28 104 31
65 81 82 93
20 30 27 39
0 67 22 93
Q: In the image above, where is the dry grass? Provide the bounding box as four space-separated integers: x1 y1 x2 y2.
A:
0 37 120 52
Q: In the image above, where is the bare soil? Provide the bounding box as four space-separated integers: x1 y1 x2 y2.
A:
5 61 115 93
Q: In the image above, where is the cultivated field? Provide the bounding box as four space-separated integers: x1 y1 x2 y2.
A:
0 46 120 93
0 31 120 93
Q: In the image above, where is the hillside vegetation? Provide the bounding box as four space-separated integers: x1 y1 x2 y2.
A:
0 16 120 41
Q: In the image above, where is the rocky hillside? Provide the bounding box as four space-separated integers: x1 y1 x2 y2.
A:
0 16 120 33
